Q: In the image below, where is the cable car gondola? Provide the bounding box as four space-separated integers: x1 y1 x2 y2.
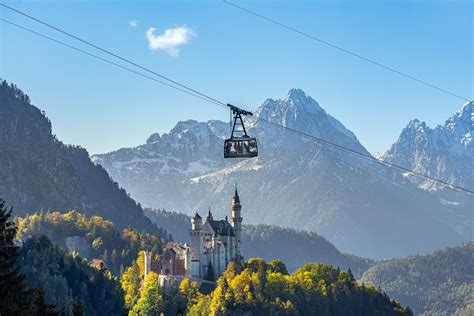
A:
224 104 258 158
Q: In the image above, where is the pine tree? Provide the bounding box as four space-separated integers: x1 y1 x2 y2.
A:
34 288 60 316
0 199 36 314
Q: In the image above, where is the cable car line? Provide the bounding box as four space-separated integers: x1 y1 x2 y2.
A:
223 0 472 103
0 2 226 108
0 20 226 109
258 117 473 195
0 16 472 196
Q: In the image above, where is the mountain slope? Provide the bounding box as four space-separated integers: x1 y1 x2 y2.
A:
17 210 165 275
0 80 157 233
381 102 473 240
91 119 231 210
95 89 467 258
361 243 474 316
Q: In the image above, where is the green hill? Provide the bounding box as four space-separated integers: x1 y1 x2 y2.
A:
17 210 165 275
361 243 474 315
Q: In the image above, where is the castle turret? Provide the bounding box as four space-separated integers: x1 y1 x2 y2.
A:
144 251 152 278
231 185 242 259
190 213 202 256
191 212 202 230
207 206 213 221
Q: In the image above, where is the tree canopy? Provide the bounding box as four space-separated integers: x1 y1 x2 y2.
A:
188 258 412 316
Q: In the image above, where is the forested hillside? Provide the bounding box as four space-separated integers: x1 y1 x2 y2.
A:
1 198 126 315
0 80 157 234
19 236 125 315
17 210 166 275
361 243 474 315
188 259 412 315
144 208 372 276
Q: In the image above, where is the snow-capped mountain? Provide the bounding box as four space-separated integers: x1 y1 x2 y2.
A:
382 102 473 191
92 119 233 208
92 89 469 259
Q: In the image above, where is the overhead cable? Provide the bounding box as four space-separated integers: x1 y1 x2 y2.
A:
0 12 471 195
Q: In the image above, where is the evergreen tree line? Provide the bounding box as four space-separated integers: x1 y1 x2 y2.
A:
0 199 125 315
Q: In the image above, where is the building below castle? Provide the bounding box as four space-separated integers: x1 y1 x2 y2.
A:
144 187 243 283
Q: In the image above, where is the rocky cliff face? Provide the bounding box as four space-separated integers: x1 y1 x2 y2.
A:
382 102 473 191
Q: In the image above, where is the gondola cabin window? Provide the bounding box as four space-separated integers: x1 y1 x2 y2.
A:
224 137 258 158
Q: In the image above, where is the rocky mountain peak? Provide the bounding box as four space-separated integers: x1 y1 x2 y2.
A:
146 132 161 144
444 102 473 148
285 88 312 103
252 89 360 150
256 89 324 123
382 102 473 190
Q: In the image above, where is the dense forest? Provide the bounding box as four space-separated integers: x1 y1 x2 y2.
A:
0 199 125 315
19 236 125 315
361 243 474 315
17 210 166 275
189 259 413 315
145 208 372 276
0 80 158 234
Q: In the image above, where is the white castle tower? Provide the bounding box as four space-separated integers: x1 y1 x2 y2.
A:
231 185 242 259
144 250 152 278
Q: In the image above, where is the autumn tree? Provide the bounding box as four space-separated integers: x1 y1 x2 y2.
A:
133 272 164 315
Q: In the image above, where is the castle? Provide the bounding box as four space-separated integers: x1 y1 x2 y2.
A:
189 187 242 280
144 187 243 283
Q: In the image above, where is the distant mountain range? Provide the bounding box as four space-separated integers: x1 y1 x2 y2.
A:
93 89 472 259
382 102 473 192
361 242 474 315
0 80 158 234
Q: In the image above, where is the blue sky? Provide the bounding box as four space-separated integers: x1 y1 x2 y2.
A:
1 0 472 155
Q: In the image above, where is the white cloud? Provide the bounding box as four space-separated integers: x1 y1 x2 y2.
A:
145 26 196 57
128 20 138 27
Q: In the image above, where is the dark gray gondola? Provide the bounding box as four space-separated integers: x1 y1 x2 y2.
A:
224 104 258 158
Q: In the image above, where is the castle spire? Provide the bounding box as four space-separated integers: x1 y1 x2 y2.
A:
233 183 240 205
231 184 242 259
207 206 213 221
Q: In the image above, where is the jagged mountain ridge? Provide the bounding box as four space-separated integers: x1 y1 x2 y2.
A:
93 89 467 259
0 80 158 234
382 102 473 191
